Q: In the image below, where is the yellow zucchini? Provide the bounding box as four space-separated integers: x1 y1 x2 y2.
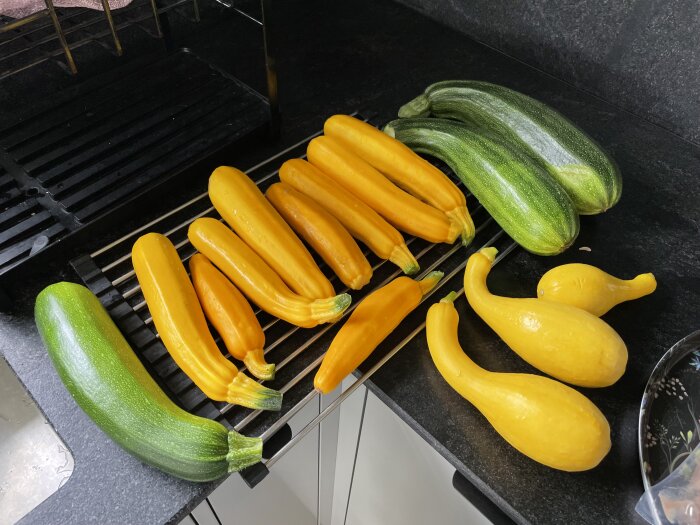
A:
209 166 334 299
426 294 611 472
188 218 351 328
307 136 461 244
189 254 274 381
132 233 281 410
537 263 656 316
279 159 419 275
324 114 474 245
314 271 442 394
266 182 372 290
464 248 627 387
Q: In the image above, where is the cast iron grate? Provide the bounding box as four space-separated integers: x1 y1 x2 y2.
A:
0 48 269 274
70 115 518 485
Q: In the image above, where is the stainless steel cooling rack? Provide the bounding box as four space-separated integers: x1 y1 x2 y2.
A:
71 114 518 484
0 0 276 114
1 0 82 76
0 0 160 77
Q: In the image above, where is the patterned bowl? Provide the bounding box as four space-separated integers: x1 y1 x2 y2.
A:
638 330 700 524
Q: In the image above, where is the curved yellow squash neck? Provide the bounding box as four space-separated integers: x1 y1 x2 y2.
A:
617 272 657 298
464 248 628 388
426 300 487 389
425 298 611 472
464 247 502 309
537 263 656 316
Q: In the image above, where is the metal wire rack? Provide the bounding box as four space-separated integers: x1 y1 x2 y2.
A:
0 0 276 118
0 0 279 275
0 0 160 78
70 114 518 485
1 0 82 76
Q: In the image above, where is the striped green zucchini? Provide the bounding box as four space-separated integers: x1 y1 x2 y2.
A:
399 81 622 215
35 282 262 482
384 118 579 256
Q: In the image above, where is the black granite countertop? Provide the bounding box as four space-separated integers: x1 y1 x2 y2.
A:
2 0 700 523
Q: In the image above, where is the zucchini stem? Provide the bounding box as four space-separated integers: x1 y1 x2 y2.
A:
310 293 352 323
243 349 275 381
446 208 476 247
397 94 432 118
227 372 282 411
226 431 263 473
390 243 420 275
418 271 444 295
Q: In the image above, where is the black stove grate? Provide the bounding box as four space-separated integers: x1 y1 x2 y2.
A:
0 48 269 274
70 115 518 486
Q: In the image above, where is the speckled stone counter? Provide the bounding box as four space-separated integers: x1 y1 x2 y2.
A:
2 0 699 523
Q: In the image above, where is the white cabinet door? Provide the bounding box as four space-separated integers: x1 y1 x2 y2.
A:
205 398 320 525
190 499 219 525
343 391 492 525
329 379 369 525
194 380 494 525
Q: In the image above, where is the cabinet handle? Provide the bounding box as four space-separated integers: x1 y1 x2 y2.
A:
452 470 516 525
262 423 292 460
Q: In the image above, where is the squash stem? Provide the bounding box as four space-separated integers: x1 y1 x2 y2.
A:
441 291 460 304
447 208 476 247
226 431 263 473
418 271 444 296
310 293 352 323
227 372 282 411
629 273 657 297
390 243 420 275
243 349 275 381
479 247 498 264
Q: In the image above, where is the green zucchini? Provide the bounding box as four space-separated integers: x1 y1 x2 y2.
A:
398 81 622 215
384 118 579 256
35 282 262 482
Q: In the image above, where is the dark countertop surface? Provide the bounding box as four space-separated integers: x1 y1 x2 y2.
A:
2 0 700 523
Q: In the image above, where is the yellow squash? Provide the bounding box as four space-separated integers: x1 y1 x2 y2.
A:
279 159 419 275
188 218 351 328
324 114 475 245
189 254 275 381
307 136 461 244
209 166 334 299
131 233 281 410
314 271 442 394
266 182 372 290
537 263 656 316
426 295 611 472
464 248 627 387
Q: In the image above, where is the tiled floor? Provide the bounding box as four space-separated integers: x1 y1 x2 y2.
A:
0 358 73 525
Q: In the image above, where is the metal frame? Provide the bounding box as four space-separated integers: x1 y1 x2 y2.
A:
0 0 77 74
0 0 128 78
77 116 517 483
259 0 279 136
99 0 123 56
0 0 133 73
1 0 278 161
